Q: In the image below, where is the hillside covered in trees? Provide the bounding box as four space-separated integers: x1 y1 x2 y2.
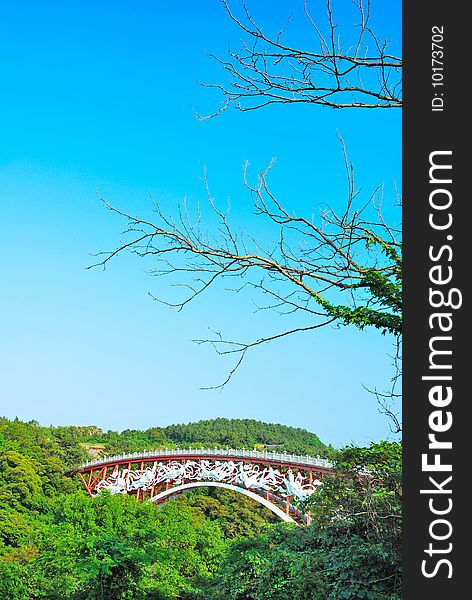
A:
59 417 331 460
0 416 401 598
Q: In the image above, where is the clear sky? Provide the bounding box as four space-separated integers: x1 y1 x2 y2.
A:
0 0 401 448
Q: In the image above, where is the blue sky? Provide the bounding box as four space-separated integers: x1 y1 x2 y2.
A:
0 1 401 448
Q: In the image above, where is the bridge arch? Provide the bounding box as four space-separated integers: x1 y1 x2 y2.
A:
68 448 333 525
150 481 296 523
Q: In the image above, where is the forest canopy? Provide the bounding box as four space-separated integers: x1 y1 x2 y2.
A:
0 416 401 599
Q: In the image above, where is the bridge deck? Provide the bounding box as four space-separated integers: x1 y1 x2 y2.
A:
69 447 333 473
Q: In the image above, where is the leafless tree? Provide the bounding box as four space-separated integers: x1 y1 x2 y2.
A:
91 1 402 432
199 0 402 119
90 139 401 391
363 336 402 433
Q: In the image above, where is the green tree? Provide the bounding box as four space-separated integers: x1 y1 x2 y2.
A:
301 441 402 543
191 441 402 600
0 417 402 599
196 523 400 600
0 450 43 509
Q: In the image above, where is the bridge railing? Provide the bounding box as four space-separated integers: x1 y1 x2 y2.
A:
74 447 333 472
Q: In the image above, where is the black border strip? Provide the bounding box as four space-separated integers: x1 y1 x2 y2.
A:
403 2 466 597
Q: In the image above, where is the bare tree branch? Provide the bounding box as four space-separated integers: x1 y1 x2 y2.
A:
363 336 402 433
194 319 337 390
90 140 401 389
198 0 402 119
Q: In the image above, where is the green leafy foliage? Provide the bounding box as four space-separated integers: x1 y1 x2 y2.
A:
196 441 401 600
302 441 402 543
61 418 331 458
0 417 401 598
172 487 280 538
193 524 400 600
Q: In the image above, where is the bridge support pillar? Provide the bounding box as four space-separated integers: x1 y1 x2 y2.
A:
285 495 292 516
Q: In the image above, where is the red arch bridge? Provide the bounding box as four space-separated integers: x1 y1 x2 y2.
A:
68 448 334 525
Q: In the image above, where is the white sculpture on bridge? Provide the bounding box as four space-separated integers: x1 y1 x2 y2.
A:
93 458 321 501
